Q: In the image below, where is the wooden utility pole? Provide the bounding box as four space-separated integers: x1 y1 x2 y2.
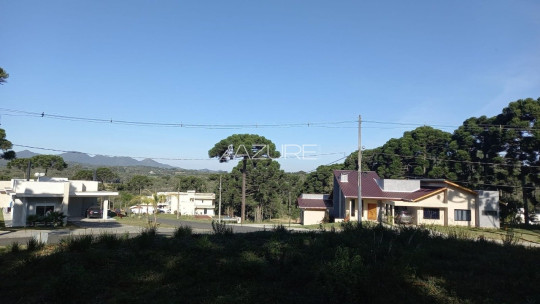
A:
357 115 362 226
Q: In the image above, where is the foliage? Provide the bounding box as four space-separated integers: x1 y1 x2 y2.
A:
0 128 15 160
208 133 281 160
211 220 233 235
174 175 206 191
0 67 8 85
7 158 32 178
26 211 66 227
1 226 538 303
30 155 68 175
127 175 153 194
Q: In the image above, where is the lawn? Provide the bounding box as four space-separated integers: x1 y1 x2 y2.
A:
1 224 538 304
423 224 540 245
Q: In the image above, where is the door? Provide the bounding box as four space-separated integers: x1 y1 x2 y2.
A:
368 203 377 220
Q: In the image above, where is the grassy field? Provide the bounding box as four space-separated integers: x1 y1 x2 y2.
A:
1 223 538 304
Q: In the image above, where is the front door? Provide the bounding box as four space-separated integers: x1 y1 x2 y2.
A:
368 203 377 220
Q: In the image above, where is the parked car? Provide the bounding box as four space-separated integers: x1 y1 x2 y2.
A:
86 206 102 218
395 210 413 224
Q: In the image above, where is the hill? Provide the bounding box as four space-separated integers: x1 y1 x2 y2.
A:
2 150 174 168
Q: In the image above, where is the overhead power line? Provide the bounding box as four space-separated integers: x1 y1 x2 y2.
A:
0 108 356 129
11 144 347 162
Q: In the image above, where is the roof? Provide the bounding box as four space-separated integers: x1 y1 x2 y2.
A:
297 194 333 209
333 170 447 202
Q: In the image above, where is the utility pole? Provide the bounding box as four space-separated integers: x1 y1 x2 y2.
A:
357 115 362 226
219 175 222 223
241 156 247 223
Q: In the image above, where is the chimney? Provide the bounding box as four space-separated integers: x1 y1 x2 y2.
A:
340 173 348 183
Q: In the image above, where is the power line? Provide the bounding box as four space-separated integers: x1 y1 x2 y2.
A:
0 108 357 129
11 144 347 162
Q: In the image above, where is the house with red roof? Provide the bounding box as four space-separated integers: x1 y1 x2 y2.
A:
298 170 499 228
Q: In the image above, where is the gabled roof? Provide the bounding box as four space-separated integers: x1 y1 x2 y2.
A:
333 170 447 202
297 194 333 209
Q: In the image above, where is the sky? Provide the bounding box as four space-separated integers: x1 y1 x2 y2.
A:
1 0 539 172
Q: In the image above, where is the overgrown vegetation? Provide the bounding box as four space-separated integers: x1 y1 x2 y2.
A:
1 225 538 303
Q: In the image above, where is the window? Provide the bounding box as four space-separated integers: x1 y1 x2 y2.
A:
36 205 55 216
455 209 471 221
351 199 355 217
423 208 440 220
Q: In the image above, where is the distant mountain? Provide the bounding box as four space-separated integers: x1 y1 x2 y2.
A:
3 150 175 169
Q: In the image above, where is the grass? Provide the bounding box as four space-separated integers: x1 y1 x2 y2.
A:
0 210 4 229
1 224 538 304
114 214 176 228
424 224 540 245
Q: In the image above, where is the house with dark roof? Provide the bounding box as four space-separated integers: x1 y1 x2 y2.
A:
298 170 499 228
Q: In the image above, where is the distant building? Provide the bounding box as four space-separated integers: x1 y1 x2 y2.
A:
158 190 215 216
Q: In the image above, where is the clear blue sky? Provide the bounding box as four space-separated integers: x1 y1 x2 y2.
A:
1 0 539 172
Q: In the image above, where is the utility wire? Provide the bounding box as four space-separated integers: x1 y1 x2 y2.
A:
11 144 346 162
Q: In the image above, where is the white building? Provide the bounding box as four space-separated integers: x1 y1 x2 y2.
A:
0 177 118 227
158 190 216 216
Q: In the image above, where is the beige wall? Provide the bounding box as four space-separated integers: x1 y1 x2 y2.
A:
355 186 477 226
301 209 326 225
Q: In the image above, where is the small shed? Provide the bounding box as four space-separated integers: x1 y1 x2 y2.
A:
298 194 332 225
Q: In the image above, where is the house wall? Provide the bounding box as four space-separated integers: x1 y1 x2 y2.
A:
301 209 326 225
446 187 476 227
476 190 500 228
164 191 215 216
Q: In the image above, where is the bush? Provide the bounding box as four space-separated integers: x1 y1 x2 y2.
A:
173 225 193 238
212 220 233 235
26 237 45 252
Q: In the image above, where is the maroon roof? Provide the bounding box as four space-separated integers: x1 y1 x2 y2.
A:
333 170 444 202
297 198 333 209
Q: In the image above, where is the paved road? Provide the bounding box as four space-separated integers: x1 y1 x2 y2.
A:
0 218 302 246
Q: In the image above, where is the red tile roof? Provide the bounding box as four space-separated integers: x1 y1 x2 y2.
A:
333 170 445 202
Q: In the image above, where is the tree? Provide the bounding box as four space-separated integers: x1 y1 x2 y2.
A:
209 134 281 222
0 67 8 85
72 169 94 180
302 164 343 194
174 176 207 192
127 175 153 195
0 128 16 160
31 155 67 176
7 158 33 179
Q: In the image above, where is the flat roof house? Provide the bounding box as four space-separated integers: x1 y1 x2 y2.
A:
0 177 118 227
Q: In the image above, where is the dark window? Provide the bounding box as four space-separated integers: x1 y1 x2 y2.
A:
424 208 440 220
351 200 355 217
455 209 471 221
36 205 54 216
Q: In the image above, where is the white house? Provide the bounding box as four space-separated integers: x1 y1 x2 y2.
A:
0 177 118 227
158 190 215 216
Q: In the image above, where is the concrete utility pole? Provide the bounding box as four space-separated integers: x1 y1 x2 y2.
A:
357 115 362 226
219 175 222 223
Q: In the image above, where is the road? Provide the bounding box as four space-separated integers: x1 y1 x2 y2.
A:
0 217 285 246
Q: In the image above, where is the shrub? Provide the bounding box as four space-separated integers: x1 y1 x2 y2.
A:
60 235 94 252
212 220 233 235
173 225 193 238
26 237 45 252
10 242 20 253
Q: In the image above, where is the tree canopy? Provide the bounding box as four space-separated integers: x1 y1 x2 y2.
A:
0 128 16 160
0 67 8 85
208 134 281 161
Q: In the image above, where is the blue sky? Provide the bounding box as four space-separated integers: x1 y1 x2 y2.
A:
1 0 539 172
